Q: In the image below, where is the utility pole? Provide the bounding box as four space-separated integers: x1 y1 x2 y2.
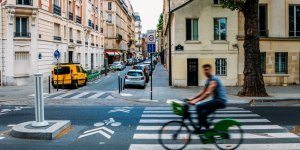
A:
168 0 172 86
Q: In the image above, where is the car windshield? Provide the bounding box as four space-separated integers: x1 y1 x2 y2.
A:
113 62 121 65
127 72 142 76
133 66 143 70
54 66 70 75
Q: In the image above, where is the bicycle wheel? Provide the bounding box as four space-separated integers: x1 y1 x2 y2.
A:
214 125 244 150
158 121 191 150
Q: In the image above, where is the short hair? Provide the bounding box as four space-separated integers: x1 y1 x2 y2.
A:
202 64 212 69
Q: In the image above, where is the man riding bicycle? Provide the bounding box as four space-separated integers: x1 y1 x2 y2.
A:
188 64 227 133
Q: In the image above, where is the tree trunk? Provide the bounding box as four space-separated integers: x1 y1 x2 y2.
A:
238 0 268 97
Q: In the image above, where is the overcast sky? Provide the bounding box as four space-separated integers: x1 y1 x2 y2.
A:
130 0 163 33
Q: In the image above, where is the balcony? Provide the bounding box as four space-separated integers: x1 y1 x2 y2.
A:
14 32 31 38
76 15 81 24
53 36 62 41
53 4 61 16
69 12 73 21
91 43 95 46
77 40 82 44
16 0 32 5
69 39 74 43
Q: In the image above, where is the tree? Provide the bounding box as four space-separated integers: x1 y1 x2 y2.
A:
157 13 163 31
221 0 268 96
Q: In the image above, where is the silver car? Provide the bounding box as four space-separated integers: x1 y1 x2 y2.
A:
124 70 146 88
112 61 125 70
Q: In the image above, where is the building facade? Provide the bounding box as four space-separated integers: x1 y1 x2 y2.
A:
163 0 239 86
237 0 300 86
134 12 142 59
0 0 105 86
103 0 136 64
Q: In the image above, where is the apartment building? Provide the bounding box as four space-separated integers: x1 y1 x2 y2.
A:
163 0 239 86
134 12 142 59
238 0 300 86
0 0 105 86
103 0 136 64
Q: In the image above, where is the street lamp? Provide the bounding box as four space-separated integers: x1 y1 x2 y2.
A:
168 0 172 86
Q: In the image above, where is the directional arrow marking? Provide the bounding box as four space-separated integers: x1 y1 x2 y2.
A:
78 127 114 139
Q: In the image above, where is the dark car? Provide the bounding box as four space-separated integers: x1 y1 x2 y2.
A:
133 65 150 83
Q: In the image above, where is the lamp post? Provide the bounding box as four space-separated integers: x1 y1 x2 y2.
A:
168 0 172 86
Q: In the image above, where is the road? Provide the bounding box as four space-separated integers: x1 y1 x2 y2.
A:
0 105 299 150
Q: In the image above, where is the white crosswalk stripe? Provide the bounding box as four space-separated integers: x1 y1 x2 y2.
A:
129 107 300 150
46 91 111 99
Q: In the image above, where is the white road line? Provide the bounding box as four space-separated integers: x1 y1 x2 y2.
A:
133 133 298 139
145 107 243 110
136 125 284 130
0 137 5 140
87 92 105 99
51 92 75 99
139 119 270 123
70 92 90 99
143 110 252 113
129 144 300 150
141 114 260 118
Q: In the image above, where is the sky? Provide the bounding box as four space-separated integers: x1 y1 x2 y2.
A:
130 0 163 33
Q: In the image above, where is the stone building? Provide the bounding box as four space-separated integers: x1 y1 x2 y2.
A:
134 12 142 59
162 0 239 86
237 0 300 86
103 0 136 64
0 0 105 86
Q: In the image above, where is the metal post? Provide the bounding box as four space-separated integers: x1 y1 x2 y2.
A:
48 75 51 94
120 77 123 92
123 77 125 90
32 73 49 127
150 53 153 100
168 0 172 86
56 59 59 91
118 73 121 93
104 58 108 76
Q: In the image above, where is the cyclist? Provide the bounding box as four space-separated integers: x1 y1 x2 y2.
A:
188 64 227 133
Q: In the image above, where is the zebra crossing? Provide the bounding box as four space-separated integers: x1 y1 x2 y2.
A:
129 107 300 150
46 91 114 100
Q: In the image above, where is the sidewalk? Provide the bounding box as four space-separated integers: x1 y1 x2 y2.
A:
115 63 300 105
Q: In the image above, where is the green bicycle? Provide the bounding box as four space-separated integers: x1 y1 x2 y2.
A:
158 99 243 150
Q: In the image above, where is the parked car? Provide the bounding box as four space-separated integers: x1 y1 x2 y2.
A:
143 64 152 76
133 65 150 83
111 61 126 71
51 63 87 89
124 70 146 88
143 60 155 71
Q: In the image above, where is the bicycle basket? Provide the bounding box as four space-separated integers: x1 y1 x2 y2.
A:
171 102 185 116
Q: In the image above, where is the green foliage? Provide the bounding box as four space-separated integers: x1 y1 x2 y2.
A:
220 0 246 11
157 13 163 31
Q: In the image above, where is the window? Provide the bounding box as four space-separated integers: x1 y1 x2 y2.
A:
186 19 198 41
275 52 288 74
107 14 112 23
213 0 220 5
289 5 300 37
259 4 268 37
69 28 73 39
215 58 227 76
54 23 61 41
77 53 81 63
260 52 266 74
15 17 29 37
214 18 227 40
108 2 112 10
16 0 31 5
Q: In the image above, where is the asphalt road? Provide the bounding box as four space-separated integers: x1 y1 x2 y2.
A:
0 105 299 150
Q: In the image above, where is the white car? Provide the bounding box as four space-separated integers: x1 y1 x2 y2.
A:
112 61 125 70
124 70 146 88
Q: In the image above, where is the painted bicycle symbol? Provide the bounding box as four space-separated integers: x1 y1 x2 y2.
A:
94 118 122 127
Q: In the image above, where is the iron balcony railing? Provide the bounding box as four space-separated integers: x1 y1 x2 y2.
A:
69 12 73 21
76 15 81 24
85 42 88 45
77 40 82 44
14 32 31 38
69 39 74 43
53 4 61 16
16 0 32 5
91 43 95 46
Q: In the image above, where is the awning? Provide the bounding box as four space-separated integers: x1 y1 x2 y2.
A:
106 52 122 56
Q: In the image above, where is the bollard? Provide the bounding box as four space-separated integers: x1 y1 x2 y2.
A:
118 73 121 94
123 77 125 90
32 73 49 127
120 77 123 92
48 75 51 94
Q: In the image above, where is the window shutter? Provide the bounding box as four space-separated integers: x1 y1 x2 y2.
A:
21 18 28 33
16 17 20 33
186 19 191 40
193 19 198 40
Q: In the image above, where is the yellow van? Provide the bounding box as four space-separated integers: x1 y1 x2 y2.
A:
51 63 87 89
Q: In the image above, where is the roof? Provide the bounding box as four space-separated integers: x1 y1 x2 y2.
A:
171 0 194 13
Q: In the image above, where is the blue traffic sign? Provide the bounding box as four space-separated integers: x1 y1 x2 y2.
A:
54 49 60 59
147 44 156 53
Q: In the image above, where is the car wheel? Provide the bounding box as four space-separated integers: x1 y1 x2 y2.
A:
83 78 87 86
72 80 78 89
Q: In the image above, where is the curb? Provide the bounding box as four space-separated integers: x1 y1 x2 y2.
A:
250 98 300 106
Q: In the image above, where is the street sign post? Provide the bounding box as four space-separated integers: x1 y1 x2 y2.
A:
54 50 60 91
146 30 157 100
